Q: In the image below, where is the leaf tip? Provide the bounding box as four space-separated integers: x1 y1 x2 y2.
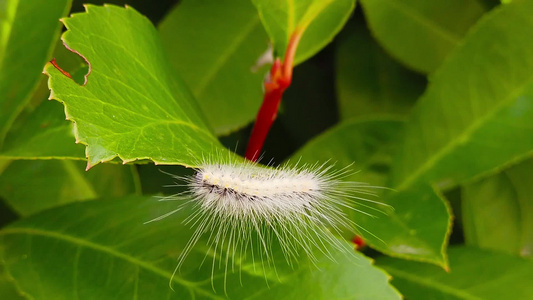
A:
85 157 101 171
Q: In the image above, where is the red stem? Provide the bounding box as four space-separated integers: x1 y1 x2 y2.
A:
282 29 302 81
245 29 303 161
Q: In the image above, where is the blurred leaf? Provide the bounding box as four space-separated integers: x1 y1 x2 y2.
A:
0 39 92 160
377 246 533 300
335 20 425 120
291 118 452 267
44 5 229 169
0 100 84 160
135 163 192 195
462 158 533 257
0 158 9 175
0 160 139 216
159 0 268 135
0 196 401 299
360 0 486 73
0 262 25 300
292 118 403 186
0 0 72 147
392 0 533 194
252 0 355 64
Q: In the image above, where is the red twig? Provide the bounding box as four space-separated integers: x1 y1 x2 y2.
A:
245 30 303 161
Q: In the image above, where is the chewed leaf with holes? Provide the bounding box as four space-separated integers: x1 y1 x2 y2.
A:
44 5 227 168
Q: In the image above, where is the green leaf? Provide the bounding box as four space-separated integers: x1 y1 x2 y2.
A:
291 118 452 267
0 262 25 300
0 39 95 160
44 5 228 168
256 252 401 300
0 160 139 216
0 100 85 160
159 0 268 135
0 196 401 299
360 0 486 73
0 158 9 176
378 184 451 267
252 0 355 64
0 0 71 147
392 0 533 195
335 20 425 120
377 246 533 299
292 117 404 186
370 0 533 267
462 158 533 257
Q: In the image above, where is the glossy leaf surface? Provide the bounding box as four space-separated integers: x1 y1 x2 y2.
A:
462 158 533 256
378 246 533 299
252 0 355 64
360 0 485 73
291 118 451 267
0 196 401 299
159 0 268 135
392 0 533 191
335 21 425 120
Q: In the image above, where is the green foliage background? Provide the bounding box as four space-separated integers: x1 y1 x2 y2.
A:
0 0 532 299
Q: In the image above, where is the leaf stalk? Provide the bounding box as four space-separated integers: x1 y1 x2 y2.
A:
245 29 303 161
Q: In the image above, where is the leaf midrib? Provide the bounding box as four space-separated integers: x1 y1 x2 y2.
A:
382 0 460 46
0 227 221 299
395 76 533 192
65 19 207 131
82 32 194 122
287 0 295 34
296 0 335 33
194 16 262 98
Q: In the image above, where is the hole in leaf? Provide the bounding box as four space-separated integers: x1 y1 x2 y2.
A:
50 41 90 86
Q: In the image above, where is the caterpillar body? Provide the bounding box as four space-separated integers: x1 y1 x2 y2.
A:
149 159 390 288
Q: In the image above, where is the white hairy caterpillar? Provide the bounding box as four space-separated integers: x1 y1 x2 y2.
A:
148 158 390 288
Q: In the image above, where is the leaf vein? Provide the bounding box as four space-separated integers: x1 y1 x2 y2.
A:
0 228 217 298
